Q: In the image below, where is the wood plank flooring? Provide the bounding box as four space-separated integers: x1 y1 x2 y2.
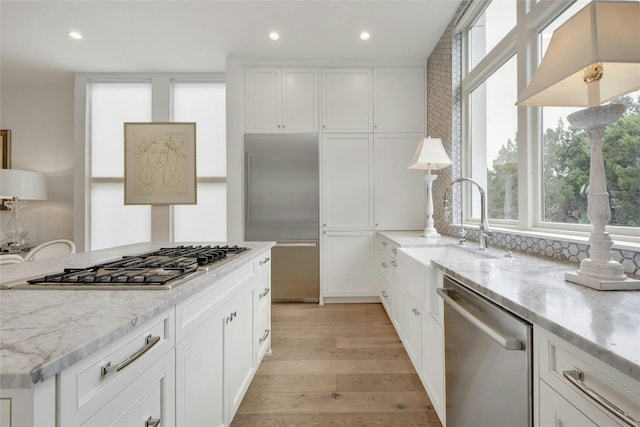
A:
231 303 443 427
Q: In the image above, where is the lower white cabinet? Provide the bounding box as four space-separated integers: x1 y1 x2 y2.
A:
321 231 374 298
82 349 175 427
535 326 640 427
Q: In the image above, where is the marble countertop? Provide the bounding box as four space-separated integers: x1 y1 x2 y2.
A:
392 235 640 382
0 241 275 389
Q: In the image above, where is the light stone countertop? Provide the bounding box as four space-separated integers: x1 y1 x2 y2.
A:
0 241 275 389
382 231 640 382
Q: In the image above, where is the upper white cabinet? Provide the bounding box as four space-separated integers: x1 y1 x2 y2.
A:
321 67 425 134
373 68 425 133
245 67 318 133
374 133 425 230
322 68 374 133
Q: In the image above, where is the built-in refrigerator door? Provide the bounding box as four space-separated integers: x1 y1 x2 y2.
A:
244 133 319 242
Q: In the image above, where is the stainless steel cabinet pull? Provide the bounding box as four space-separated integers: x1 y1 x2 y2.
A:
381 241 388 246
381 262 388 268
390 260 397 267
260 256 270 265
381 291 387 298
101 335 160 377
563 369 640 427
245 153 253 222
145 416 161 427
437 288 522 350
276 242 318 248
392 249 397 255
259 288 271 298
259 329 270 343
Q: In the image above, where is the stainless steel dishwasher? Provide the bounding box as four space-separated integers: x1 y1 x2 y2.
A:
437 276 532 427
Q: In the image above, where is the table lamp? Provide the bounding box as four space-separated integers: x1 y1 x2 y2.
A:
517 1 640 290
409 137 452 238
0 169 48 251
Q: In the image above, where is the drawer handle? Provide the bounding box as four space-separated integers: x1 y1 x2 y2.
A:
259 328 271 343
390 260 397 267
381 241 388 246
259 287 271 298
381 291 387 298
563 369 640 427
101 334 160 377
145 417 161 427
381 262 388 269
260 257 270 265
392 248 397 254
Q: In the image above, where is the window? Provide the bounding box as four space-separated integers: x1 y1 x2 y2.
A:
86 76 226 251
460 0 639 241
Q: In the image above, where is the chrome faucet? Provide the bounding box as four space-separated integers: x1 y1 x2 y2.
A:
443 178 493 250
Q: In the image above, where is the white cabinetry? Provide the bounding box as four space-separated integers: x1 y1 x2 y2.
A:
535 326 640 427
321 67 425 133
245 67 318 133
321 68 373 133
375 234 398 316
322 134 374 230
321 231 374 298
394 247 447 425
373 68 425 133
58 312 175 427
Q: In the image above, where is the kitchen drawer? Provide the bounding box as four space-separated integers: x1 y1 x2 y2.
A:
378 235 398 258
536 326 640 426
378 274 392 315
176 263 254 343
377 248 394 285
539 379 598 427
59 311 174 425
254 313 271 363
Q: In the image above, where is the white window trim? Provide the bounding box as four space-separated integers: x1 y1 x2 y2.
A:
458 0 639 249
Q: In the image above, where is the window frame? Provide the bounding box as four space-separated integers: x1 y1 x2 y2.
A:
74 73 226 252
456 0 639 246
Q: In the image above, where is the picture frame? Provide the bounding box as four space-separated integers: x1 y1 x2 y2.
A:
1 130 11 211
124 122 197 205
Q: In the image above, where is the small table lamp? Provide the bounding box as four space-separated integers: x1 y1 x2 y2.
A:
409 137 452 238
518 1 640 290
0 169 48 251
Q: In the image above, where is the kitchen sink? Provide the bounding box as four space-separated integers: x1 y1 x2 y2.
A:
401 245 499 265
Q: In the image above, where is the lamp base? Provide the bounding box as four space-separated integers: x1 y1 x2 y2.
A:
422 227 441 239
564 271 640 291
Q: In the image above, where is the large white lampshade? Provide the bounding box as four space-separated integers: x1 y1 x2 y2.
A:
517 1 640 290
409 137 452 238
1 169 48 251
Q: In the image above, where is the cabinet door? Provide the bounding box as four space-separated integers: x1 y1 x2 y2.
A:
321 231 374 297
374 133 425 230
81 350 175 427
403 292 422 371
245 67 282 133
373 68 425 133
176 312 224 427
421 313 445 425
322 68 373 133
224 285 255 423
283 68 318 133
322 134 373 230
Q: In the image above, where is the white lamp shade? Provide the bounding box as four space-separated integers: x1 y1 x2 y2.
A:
408 137 452 170
0 169 48 200
517 1 640 107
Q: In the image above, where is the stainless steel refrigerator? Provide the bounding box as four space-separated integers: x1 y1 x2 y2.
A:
244 134 319 302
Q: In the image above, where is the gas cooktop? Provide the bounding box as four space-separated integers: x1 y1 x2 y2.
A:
3 245 249 290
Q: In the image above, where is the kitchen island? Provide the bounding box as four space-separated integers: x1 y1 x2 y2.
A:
0 241 274 427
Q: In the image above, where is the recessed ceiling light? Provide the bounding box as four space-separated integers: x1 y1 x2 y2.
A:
360 31 370 41
269 32 280 41
68 31 83 40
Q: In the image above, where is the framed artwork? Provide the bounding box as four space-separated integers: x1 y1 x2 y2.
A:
124 122 197 205
1 130 11 210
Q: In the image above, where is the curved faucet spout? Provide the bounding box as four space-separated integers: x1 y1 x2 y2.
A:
443 178 493 250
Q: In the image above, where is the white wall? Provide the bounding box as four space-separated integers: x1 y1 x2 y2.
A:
0 82 75 246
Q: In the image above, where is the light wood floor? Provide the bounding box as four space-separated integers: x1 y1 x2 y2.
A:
231 303 443 427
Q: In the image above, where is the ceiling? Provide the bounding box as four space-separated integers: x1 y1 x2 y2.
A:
1 1 461 84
